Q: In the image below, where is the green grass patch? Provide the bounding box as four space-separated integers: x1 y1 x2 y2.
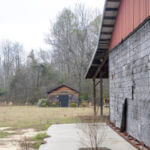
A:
35 123 51 131
0 131 14 138
32 133 50 149
9 117 81 131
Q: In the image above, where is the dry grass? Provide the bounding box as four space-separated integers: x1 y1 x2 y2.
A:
0 106 109 130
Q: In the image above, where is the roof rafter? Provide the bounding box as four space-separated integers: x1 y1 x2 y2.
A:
101 32 113 35
85 0 121 79
103 24 114 27
93 51 109 79
107 0 120 2
106 8 118 11
104 16 116 20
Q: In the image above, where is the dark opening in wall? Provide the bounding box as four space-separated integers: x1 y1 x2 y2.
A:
131 69 135 100
120 98 128 132
112 74 114 80
132 80 135 100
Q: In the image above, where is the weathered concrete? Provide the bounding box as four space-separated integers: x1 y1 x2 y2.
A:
39 123 136 150
109 19 150 147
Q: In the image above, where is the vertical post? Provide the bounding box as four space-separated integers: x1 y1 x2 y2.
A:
93 79 96 117
100 77 103 117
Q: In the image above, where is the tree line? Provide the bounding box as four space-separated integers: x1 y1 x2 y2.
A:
0 4 104 104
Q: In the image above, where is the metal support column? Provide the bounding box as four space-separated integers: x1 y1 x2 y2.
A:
93 79 96 117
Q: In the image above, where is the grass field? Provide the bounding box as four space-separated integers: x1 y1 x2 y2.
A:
0 106 109 130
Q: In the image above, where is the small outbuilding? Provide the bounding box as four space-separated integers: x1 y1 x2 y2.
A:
47 84 79 107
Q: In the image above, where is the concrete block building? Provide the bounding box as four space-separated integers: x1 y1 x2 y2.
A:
86 0 150 148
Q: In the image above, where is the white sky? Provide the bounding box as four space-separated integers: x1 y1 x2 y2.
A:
0 0 105 54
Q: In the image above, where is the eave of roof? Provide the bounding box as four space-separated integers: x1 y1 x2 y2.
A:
85 0 121 79
47 84 80 94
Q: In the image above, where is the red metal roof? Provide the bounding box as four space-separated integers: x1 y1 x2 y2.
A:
110 0 150 50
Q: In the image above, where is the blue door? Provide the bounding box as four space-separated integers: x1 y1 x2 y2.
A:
59 95 69 107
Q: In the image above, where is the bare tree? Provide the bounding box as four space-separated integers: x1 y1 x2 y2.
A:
0 4 104 105
77 122 109 150
45 4 101 97
0 40 23 90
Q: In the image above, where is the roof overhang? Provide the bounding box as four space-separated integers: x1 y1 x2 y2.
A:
85 0 121 79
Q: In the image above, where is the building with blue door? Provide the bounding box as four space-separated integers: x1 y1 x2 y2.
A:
47 84 79 107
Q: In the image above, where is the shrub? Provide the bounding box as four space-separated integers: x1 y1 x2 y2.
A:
81 102 87 107
41 102 47 107
38 99 48 107
79 92 89 101
51 102 56 107
71 103 77 107
0 90 6 96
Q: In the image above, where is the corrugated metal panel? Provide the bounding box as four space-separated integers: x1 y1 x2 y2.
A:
127 0 133 34
110 0 150 50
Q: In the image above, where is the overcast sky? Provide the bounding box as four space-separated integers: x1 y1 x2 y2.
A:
0 0 105 54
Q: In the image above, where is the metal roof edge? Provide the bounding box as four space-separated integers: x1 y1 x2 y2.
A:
85 0 121 79
85 0 108 79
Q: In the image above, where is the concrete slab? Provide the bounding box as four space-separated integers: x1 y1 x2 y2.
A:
39 123 136 150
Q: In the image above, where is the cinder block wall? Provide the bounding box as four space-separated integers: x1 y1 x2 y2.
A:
109 20 150 147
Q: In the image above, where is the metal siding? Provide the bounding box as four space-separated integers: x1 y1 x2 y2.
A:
133 0 137 28
146 0 149 17
110 0 150 50
148 0 150 16
118 8 121 44
128 0 133 34
122 0 125 39
140 0 145 23
124 0 127 38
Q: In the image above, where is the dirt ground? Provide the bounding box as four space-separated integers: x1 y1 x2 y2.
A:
0 127 44 150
